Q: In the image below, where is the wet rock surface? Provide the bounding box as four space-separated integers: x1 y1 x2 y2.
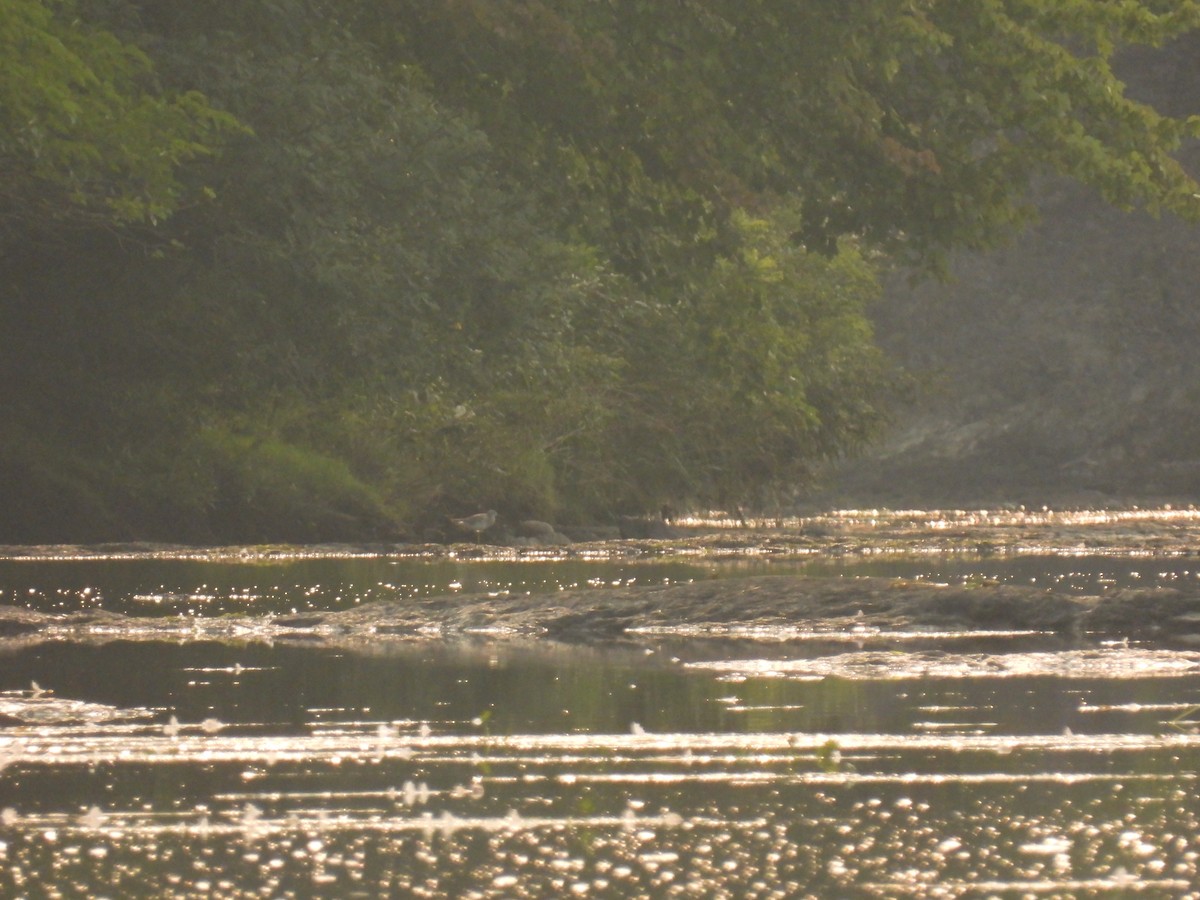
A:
4 509 1200 646
272 577 1200 643
3 575 1200 647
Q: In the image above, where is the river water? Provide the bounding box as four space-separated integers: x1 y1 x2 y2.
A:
1 508 1200 897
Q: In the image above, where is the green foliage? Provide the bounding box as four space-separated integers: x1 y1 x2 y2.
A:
196 427 396 543
0 425 123 542
1 0 1197 540
0 0 240 237
387 0 1200 266
574 208 890 514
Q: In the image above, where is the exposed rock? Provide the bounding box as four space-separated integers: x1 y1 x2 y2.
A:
618 516 680 539
516 520 557 538
558 525 621 542
512 520 572 546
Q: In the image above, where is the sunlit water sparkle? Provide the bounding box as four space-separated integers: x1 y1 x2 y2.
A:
3 508 1200 896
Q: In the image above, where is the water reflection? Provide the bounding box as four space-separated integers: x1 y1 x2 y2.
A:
0 633 1199 895
1 551 1198 619
0 557 722 617
3 510 1200 895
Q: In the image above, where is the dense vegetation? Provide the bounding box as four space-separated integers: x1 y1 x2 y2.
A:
2 0 1199 542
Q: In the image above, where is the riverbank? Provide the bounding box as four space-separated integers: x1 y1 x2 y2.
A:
4 505 1200 561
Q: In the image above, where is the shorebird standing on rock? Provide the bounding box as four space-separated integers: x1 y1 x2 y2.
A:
451 509 497 542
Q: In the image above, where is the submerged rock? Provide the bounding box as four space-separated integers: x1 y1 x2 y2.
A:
1081 589 1200 644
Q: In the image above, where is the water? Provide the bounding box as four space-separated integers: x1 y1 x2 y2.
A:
2 509 1200 897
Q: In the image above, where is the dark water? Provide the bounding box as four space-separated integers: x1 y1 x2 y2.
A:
2 512 1200 897
2 550 1196 616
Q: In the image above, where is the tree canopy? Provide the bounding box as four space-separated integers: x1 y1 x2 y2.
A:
1 0 1198 541
385 0 1200 263
0 0 240 237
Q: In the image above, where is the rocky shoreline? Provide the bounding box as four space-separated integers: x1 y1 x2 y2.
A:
3 575 1200 648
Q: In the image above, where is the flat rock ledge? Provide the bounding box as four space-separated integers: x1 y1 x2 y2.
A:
5 577 1200 646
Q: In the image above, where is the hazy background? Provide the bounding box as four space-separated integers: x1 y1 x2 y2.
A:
821 38 1200 509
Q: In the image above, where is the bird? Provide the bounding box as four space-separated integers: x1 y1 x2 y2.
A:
450 509 497 540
